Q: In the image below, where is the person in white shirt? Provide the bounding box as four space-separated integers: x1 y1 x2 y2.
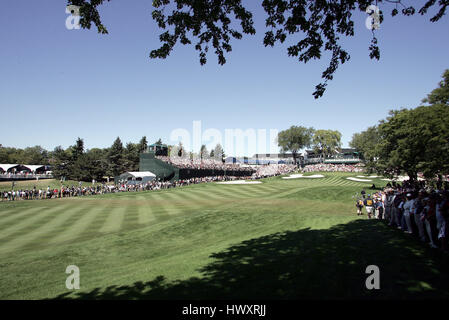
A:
402 193 415 234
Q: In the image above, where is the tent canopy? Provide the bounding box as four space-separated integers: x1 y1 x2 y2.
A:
117 171 156 183
125 172 156 178
0 164 19 172
22 165 46 172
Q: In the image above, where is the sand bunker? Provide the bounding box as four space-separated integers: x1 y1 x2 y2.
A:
356 175 379 178
347 177 372 182
282 174 324 179
217 180 262 184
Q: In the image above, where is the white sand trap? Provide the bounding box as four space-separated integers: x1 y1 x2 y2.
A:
217 180 262 184
356 175 379 178
347 177 372 182
282 174 324 179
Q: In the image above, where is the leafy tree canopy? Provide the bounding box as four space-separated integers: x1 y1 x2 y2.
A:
278 125 314 163
422 69 449 106
352 69 449 180
349 125 380 166
67 0 448 98
312 129 342 157
375 105 449 180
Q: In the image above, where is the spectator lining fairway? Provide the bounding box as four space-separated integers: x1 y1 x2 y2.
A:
1 172 449 299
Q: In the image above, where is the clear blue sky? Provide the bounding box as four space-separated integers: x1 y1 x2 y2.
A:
1 1 448 156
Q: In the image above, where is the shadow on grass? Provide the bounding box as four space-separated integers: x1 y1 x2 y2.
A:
56 220 449 300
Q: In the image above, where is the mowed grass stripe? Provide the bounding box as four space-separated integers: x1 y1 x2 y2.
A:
223 185 261 198
0 203 73 247
337 177 359 186
184 187 239 205
333 180 351 186
269 186 310 198
140 194 178 222
212 186 256 199
229 185 269 198
241 184 289 197
213 184 260 197
0 206 46 229
250 184 289 194
0 206 28 218
159 191 191 215
185 188 227 202
171 189 207 210
141 192 179 219
51 202 110 244
29 205 92 248
121 201 140 230
135 196 156 225
339 178 365 187
99 205 127 234
326 176 347 186
322 176 352 187
198 186 241 200
0 204 90 254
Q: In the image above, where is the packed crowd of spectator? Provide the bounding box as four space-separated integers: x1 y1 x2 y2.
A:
0 174 261 202
0 172 53 179
2 185 110 201
1 163 302 202
302 163 364 173
156 156 249 171
252 164 297 179
1 180 178 201
355 179 449 253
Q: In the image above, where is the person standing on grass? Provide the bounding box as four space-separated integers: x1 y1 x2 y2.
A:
361 189 366 199
364 194 374 219
356 198 364 216
403 193 415 234
375 196 384 219
423 194 438 248
373 198 379 219
393 192 404 229
385 189 394 224
398 193 407 231
414 190 427 242
436 191 449 252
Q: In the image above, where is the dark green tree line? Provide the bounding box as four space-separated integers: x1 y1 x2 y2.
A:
44 135 152 181
350 69 449 180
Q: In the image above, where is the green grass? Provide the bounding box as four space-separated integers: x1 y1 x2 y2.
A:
0 172 448 299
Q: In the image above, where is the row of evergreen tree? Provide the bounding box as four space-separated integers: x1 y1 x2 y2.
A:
51 136 150 181
0 137 227 182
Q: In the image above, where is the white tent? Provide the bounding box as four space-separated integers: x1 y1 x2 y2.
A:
0 164 19 173
118 171 156 184
21 165 46 173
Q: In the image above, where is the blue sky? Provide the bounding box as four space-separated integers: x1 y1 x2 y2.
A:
0 1 448 156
